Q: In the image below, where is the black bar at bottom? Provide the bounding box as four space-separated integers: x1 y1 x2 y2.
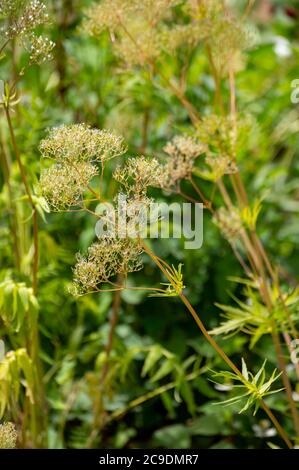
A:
0 449 298 467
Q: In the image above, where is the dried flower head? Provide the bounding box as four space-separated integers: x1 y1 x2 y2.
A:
0 1 54 65
83 0 254 70
0 0 26 17
40 124 127 164
72 237 143 294
83 0 193 67
0 422 17 449
1 0 49 38
213 207 243 243
82 0 132 36
114 156 164 196
186 0 255 75
160 135 207 190
204 153 238 181
39 161 98 211
114 19 162 66
196 115 252 159
132 0 180 23
83 0 179 35
161 23 205 53
27 33 55 64
208 17 255 75
186 0 224 20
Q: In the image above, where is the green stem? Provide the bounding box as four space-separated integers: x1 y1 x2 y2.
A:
141 240 293 449
0 132 21 269
4 105 39 292
3 103 47 447
109 368 207 422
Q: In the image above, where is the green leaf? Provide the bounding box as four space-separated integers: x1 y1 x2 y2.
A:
151 359 174 383
142 346 163 377
189 414 225 437
153 424 191 449
242 358 249 381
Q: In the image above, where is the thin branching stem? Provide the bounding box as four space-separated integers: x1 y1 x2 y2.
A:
227 63 299 437
140 239 293 449
0 132 21 269
0 39 10 55
116 17 200 125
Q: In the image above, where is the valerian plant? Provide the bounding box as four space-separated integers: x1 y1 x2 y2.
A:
74 0 299 448
38 119 293 448
1 0 299 451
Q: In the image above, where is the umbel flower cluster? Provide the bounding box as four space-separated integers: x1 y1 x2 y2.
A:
82 0 206 66
114 156 164 197
39 124 210 292
0 0 55 64
39 124 127 210
114 135 207 194
196 114 252 158
0 422 17 449
40 162 98 211
161 135 207 190
82 0 170 66
28 33 55 65
82 0 255 73
40 124 127 163
191 115 257 182
73 238 143 294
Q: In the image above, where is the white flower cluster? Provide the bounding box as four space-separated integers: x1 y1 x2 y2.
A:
0 0 54 65
1 1 49 39
29 33 55 64
114 156 164 196
40 124 127 164
39 124 127 210
73 238 143 294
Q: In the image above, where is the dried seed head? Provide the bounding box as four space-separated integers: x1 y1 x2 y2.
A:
205 154 238 181
133 0 180 23
39 161 98 211
160 135 207 190
208 17 255 75
186 0 255 75
0 0 27 17
1 1 50 39
83 0 254 71
83 0 179 36
82 0 132 36
187 0 224 20
83 0 189 67
40 124 127 164
196 115 252 158
0 1 54 66
114 19 162 66
0 422 17 449
161 23 206 53
213 207 243 243
72 237 143 294
28 33 55 64
72 256 101 292
114 156 164 196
